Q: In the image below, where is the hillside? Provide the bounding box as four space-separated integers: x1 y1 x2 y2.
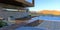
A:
38 10 60 15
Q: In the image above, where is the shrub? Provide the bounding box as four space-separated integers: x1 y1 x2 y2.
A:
0 20 7 28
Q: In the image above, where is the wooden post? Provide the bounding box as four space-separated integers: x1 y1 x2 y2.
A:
32 0 34 6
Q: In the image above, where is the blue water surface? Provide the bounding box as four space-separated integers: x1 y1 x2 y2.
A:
15 27 47 30
39 15 60 20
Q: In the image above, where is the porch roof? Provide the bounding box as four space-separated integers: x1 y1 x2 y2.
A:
0 0 34 7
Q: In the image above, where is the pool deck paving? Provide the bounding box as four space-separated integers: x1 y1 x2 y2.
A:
35 20 60 30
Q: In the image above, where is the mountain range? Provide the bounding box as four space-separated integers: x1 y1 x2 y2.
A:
38 10 60 15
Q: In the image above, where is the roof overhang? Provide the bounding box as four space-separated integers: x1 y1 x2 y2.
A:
0 0 34 7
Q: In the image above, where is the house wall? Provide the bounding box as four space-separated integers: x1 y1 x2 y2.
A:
0 3 30 20
0 8 29 20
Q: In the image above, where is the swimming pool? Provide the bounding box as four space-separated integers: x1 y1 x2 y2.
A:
39 15 60 21
27 15 60 23
15 27 47 30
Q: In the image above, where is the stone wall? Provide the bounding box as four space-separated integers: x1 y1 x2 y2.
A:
0 8 29 20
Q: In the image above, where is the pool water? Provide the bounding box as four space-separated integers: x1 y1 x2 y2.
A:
39 15 60 21
15 27 47 30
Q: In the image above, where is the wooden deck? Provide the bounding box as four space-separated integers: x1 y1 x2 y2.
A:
24 20 43 27
0 16 44 30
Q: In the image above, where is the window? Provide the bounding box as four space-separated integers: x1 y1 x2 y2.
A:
26 9 29 12
25 0 32 3
6 9 18 12
4 9 26 12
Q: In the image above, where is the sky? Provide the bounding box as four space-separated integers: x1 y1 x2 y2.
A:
27 0 60 11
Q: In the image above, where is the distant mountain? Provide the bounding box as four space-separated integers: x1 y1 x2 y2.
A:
38 10 60 15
